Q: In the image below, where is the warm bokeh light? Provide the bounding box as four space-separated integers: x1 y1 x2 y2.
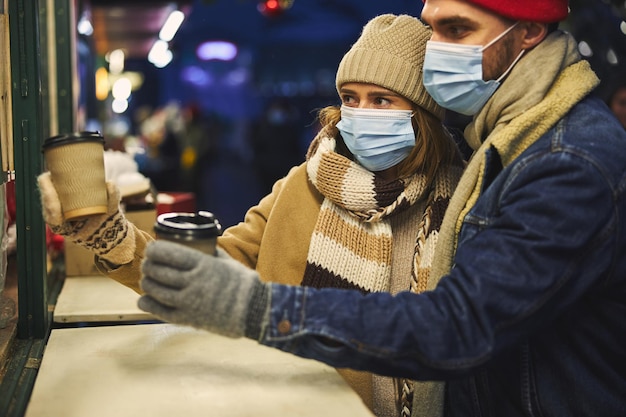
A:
95 67 110 101
108 49 125 74
111 77 132 100
159 10 185 42
111 98 129 114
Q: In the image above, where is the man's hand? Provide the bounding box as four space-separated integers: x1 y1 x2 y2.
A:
138 241 268 339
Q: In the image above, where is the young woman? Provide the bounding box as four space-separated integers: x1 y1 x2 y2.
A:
39 14 465 417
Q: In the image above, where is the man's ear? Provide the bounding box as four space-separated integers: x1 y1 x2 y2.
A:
519 22 549 50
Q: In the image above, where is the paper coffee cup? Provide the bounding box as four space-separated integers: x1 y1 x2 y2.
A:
42 131 108 220
154 211 222 255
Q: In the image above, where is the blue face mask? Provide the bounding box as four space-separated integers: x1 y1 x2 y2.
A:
422 23 524 116
336 105 415 172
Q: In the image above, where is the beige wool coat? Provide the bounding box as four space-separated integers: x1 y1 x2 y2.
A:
103 162 376 409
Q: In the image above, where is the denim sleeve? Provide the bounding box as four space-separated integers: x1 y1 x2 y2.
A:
257 146 619 381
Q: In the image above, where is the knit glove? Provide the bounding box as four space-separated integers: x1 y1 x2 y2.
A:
138 240 270 339
37 171 136 266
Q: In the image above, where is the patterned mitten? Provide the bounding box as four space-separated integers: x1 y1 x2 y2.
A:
138 241 270 339
37 171 136 266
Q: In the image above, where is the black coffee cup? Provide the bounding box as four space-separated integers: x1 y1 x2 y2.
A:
154 211 222 255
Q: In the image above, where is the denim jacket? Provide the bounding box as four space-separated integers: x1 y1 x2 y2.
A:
257 96 626 416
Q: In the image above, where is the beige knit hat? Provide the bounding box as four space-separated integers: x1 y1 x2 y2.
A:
336 14 444 121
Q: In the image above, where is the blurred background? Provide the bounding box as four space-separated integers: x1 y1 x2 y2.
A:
77 0 626 227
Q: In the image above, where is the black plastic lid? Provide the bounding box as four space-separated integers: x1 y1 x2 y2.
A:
154 211 222 241
42 131 104 152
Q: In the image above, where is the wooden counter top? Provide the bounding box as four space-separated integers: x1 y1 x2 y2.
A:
53 276 154 323
25 323 374 417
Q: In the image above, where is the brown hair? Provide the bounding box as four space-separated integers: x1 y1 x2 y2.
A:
317 104 458 185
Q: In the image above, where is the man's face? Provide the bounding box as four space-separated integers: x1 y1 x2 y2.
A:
421 0 521 81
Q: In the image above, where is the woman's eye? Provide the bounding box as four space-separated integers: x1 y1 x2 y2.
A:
374 97 390 106
341 95 356 104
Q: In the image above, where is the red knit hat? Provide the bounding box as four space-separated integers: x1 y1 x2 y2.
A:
423 0 569 23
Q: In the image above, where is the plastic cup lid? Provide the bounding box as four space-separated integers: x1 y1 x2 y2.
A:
42 131 104 152
154 211 223 241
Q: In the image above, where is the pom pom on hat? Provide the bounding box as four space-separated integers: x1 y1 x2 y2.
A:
335 14 444 121
422 0 569 23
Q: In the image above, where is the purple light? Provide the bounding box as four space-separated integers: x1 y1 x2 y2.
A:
196 41 238 61
181 66 213 86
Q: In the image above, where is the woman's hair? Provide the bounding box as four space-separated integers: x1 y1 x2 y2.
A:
317 104 458 184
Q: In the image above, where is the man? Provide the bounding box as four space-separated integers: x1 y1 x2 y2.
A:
64 0 626 415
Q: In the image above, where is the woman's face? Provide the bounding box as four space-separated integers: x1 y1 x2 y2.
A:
339 83 413 111
337 82 415 180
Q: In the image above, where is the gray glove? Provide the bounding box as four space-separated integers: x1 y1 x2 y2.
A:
138 240 270 339
37 171 135 266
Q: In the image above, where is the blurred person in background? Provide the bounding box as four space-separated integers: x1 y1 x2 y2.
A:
178 103 220 208
134 105 182 192
250 98 303 195
607 82 626 129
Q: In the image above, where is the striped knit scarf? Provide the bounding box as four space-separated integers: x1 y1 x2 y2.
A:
303 135 461 294
304 134 463 416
